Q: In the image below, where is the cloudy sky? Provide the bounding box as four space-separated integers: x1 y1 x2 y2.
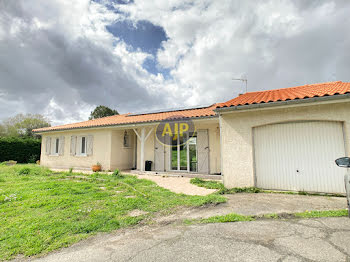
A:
0 0 349 125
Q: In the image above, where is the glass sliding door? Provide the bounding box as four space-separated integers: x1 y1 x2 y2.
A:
179 133 187 170
188 135 197 172
171 137 178 170
171 132 197 172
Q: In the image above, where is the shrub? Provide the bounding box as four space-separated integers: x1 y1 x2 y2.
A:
15 165 51 176
190 178 262 194
112 169 122 177
28 154 38 164
17 167 31 175
0 137 41 163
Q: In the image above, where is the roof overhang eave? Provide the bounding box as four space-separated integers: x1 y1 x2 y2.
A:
33 115 219 134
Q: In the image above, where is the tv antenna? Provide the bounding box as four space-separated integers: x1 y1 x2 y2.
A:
232 78 248 93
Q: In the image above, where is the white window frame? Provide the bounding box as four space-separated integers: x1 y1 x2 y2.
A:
77 136 88 156
49 137 60 156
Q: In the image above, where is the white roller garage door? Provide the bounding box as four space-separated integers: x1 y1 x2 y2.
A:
253 121 346 194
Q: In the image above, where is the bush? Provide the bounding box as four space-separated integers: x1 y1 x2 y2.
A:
112 169 122 177
17 167 31 175
15 165 51 176
0 137 41 163
190 178 262 194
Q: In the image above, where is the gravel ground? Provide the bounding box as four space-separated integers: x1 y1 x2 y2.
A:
133 174 217 196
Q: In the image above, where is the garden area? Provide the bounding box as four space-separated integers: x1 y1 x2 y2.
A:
0 164 225 260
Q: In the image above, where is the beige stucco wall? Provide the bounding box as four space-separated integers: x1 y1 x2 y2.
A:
135 119 221 174
39 119 221 174
40 129 113 170
220 100 350 188
110 129 136 170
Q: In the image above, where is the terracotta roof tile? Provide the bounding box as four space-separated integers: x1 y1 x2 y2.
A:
216 81 350 108
34 104 217 133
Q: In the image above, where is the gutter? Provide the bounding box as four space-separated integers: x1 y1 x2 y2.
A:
214 93 350 114
33 115 219 134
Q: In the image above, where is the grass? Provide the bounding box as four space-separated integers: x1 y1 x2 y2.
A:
190 178 261 194
185 209 349 225
295 209 348 218
0 164 226 260
185 213 254 224
190 178 345 197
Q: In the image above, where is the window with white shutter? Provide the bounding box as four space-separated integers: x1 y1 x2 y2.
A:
49 137 60 156
58 136 65 155
87 135 93 156
70 136 77 156
45 137 51 155
76 136 88 156
55 138 59 154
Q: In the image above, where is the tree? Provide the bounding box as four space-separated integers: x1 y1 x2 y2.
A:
1 114 50 138
0 124 6 137
89 105 119 120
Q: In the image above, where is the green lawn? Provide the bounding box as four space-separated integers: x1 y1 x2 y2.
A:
0 164 225 260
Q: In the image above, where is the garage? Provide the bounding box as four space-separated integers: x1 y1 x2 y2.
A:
253 121 346 194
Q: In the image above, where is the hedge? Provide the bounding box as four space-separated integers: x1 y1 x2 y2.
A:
0 137 41 163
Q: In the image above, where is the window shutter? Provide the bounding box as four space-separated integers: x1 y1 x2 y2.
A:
59 136 65 155
87 135 93 156
70 136 77 156
45 137 51 155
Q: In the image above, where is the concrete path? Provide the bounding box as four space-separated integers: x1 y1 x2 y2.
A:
133 174 217 196
30 217 350 262
158 193 347 221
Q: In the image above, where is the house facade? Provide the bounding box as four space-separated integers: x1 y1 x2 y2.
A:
34 81 350 194
36 104 221 175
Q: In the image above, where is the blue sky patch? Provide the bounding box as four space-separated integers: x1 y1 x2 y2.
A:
142 57 171 79
106 19 168 55
106 19 170 76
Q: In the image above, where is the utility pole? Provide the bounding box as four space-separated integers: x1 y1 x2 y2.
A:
232 78 248 93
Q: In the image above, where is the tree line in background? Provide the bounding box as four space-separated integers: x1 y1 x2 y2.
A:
0 114 50 163
0 114 50 138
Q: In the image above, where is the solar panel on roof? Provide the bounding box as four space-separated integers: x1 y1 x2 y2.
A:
128 104 213 116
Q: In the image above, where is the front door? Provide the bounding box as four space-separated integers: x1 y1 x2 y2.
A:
168 130 209 173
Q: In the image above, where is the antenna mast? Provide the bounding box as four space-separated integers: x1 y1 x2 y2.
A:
232 78 248 93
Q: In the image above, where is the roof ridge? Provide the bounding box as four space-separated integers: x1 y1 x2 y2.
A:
244 81 343 95
216 81 350 109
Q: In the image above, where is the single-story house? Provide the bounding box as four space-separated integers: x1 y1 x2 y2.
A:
34 81 350 194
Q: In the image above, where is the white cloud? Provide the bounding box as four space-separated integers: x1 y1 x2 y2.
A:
119 0 350 105
0 0 172 125
0 0 350 126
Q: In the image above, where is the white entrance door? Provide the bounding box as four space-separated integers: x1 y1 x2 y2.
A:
154 133 165 172
254 121 346 193
197 129 209 174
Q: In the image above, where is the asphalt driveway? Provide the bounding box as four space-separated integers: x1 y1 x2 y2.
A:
156 193 347 223
15 186 349 262
29 217 350 262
